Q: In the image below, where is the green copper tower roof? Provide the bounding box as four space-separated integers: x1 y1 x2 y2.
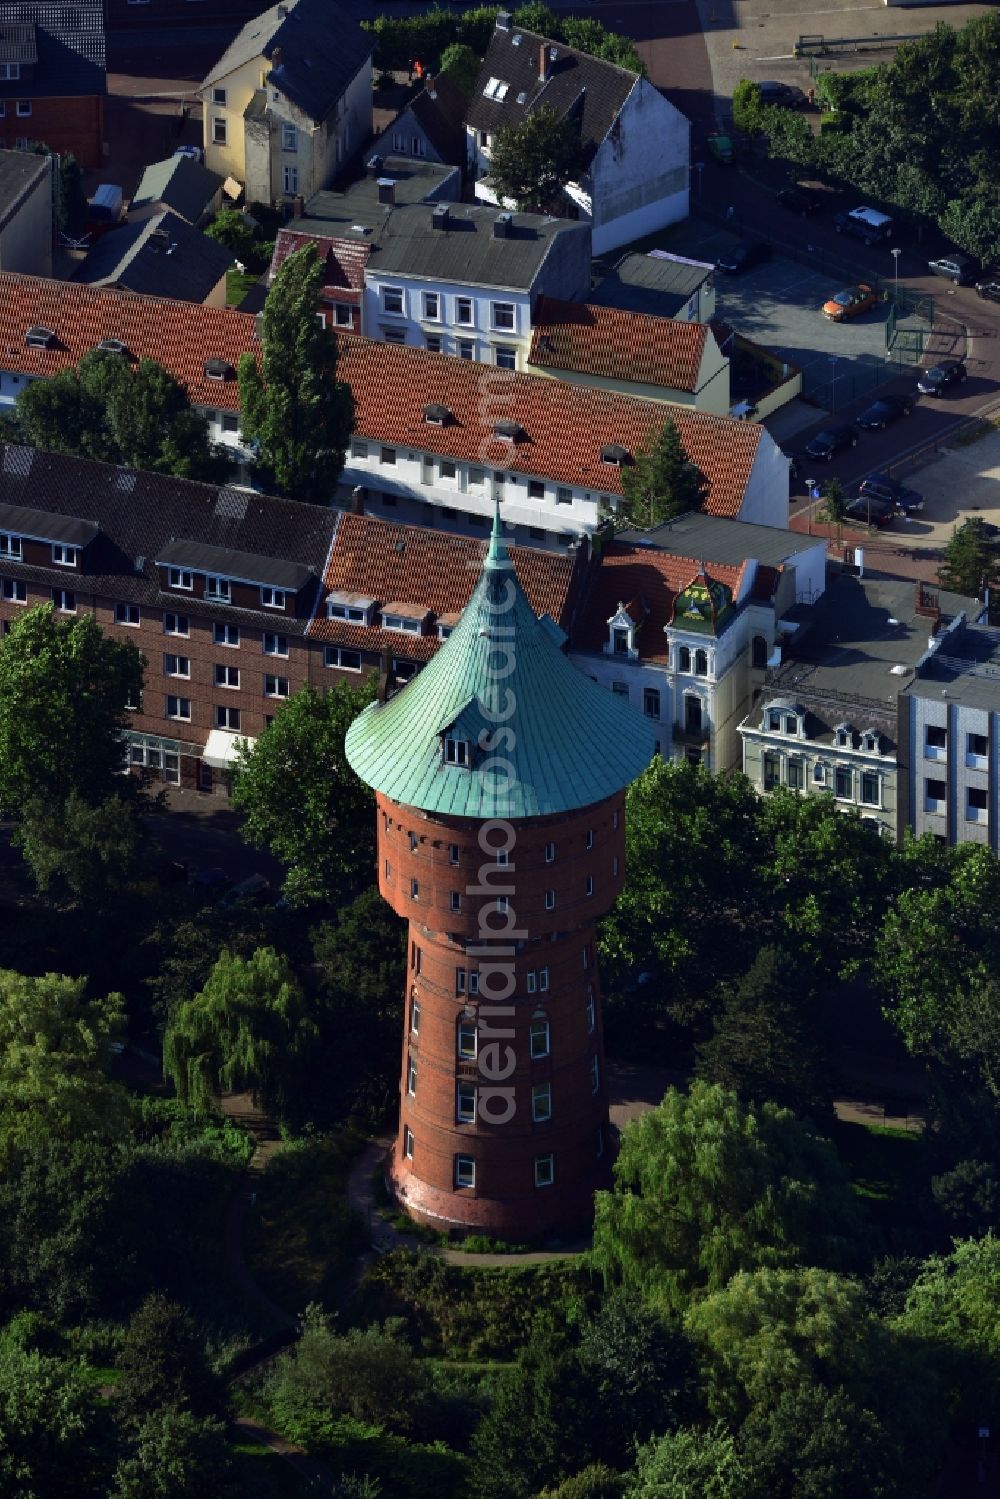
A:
345 508 657 820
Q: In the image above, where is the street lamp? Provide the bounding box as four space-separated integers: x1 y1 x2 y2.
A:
694 161 705 198
828 356 838 414
891 246 901 298
805 478 815 536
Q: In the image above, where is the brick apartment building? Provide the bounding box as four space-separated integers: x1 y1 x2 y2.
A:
0 0 105 168
0 447 583 793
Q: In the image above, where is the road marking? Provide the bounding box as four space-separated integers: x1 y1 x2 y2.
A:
755 53 796 59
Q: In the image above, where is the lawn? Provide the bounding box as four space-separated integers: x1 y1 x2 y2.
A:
226 268 259 308
243 1132 367 1315
832 1118 927 1248
230 1436 312 1497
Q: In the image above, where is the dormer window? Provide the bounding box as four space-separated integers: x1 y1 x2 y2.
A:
205 575 231 602
600 444 631 466
444 735 470 768
835 724 853 749
204 358 234 381
0 533 22 559
861 730 880 753
167 566 192 590
613 627 630 655
384 613 422 634
25 326 54 350
52 543 77 567
423 403 452 426
96 338 128 357
493 419 521 441
327 592 375 625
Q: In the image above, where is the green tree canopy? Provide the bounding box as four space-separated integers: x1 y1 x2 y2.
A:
593 1082 863 1315
115 1293 228 1425
12 349 227 481
0 1329 111 1498
0 970 127 1165
937 517 998 597
163 945 317 1116
231 679 376 908
237 243 355 503
894 1236 1000 1428
627 1425 750 1499
111 1408 235 1499
736 1382 907 1499
205 207 259 266
0 605 143 812
15 790 151 907
438 41 482 96
611 419 709 530
487 105 585 212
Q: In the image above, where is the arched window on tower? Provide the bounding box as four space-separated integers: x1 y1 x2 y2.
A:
694 648 708 677
678 645 691 673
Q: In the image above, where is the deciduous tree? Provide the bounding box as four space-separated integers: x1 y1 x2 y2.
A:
115 1293 228 1424
627 1425 749 1499
487 105 585 213
0 1330 111 1498
439 42 481 97
111 1408 235 1499
593 1083 863 1314
937 517 998 597
238 243 354 502
231 680 376 908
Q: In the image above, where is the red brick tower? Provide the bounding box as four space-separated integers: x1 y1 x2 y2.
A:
345 510 655 1239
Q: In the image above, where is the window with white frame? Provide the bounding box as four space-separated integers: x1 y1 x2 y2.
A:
450 890 461 912
382 287 404 315
0 533 21 558
545 842 555 863
263 633 288 657
968 786 989 821
164 612 189 637
51 543 77 567
454 1155 475 1188
539 967 549 992
163 654 189 678
468 971 480 995
167 566 193 590
456 967 467 995
834 766 853 800
532 1082 552 1122
213 622 239 648
215 704 240 731
458 339 474 360
283 165 298 194
205 575 231 602
281 123 297 152
545 889 555 910
444 735 470 767
423 292 439 321
166 695 191 720
860 770 880 807
492 302 515 330
261 586 286 609
457 1084 476 1123
0 63 20 79
212 86 226 104
407 1056 417 1095
264 674 289 698
557 487 572 506
836 726 852 748
813 763 826 785
410 877 419 899
787 758 803 791
449 843 460 866
494 346 516 370
115 603 140 626
335 304 353 327
586 991 595 1032
52 588 75 612
586 829 594 850
534 1154 554 1187
212 116 226 144
2 579 26 603
403 1126 414 1159
457 1017 477 1058
529 1017 550 1058
644 688 660 719
455 296 473 325
214 664 239 689
16 100 31 117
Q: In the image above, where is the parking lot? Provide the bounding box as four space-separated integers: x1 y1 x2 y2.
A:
891 426 1000 548
650 215 917 410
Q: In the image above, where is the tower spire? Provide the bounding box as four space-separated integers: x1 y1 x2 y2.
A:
484 500 509 571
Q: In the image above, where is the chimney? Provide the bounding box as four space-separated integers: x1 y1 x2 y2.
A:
377 177 395 206
431 203 450 231
366 153 383 177
292 193 304 219
351 485 366 515
493 211 513 239
496 9 512 29
539 42 550 82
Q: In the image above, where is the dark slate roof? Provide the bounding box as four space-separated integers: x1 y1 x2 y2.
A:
73 212 233 303
591 253 714 318
130 156 224 225
0 444 337 634
0 0 105 102
203 0 372 126
0 148 48 226
365 203 588 289
301 157 459 237
405 72 467 164
0 497 97 546
465 21 636 167
155 538 312 591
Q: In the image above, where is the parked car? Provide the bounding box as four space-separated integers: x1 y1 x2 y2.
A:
916 358 967 395
927 253 976 286
833 206 895 245
803 424 858 462
707 133 734 164
844 493 895 527
758 80 808 108
716 240 772 274
822 284 877 321
857 394 913 430
858 472 923 514
976 277 1000 303
776 184 823 216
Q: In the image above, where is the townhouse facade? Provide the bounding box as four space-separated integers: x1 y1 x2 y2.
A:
0 0 105 167
373 72 466 168
466 14 689 255
0 277 792 544
200 0 373 205
570 514 826 770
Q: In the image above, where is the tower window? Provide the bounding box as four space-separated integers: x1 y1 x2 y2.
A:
457 1084 477 1123
410 878 419 899
545 842 555 863
449 843 460 865
545 890 555 911
455 1155 475 1188
530 1018 550 1058
590 1055 600 1094
407 1057 417 1095
586 992 595 1032
444 736 470 767
450 891 461 912
585 876 594 897
539 967 549 992
534 1154 554 1188
456 967 466 994
586 829 594 850
410 996 420 1034
532 1082 552 1122
403 1127 414 1159
457 1018 477 1058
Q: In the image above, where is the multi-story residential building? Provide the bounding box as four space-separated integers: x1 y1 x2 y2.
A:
466 13 689 255
199 0 373 205
898 604 1000 849
591 251 716 325
0 443 338 792
570 513 826 770
373 72 467 169
0 0 105 167
527 296 730 416
0 148 51 276
739 571 979 839
270 157 590 366
0 277 792 541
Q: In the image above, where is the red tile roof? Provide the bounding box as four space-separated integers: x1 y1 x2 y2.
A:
308 509 580 659
338 336 763 518
0 273 255 412
0 277 764 518
270 229 369 292
529 297 710 395
572 542 751 663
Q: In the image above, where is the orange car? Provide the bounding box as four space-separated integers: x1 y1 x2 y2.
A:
822 284 877 321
